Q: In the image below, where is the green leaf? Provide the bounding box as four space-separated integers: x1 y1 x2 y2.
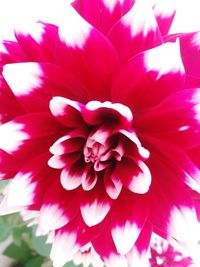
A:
0 217 11 242
25 256 44 267
32 230 51 257
3 241 31 264
63 261 83 267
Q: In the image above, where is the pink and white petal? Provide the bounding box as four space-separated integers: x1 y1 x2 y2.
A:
0 153 53 209
49 97 84 127
48 152 81 169
108 0 162 62
111 190 149 254
179 32 200 88
56 4 119 101
0 113 63 159
111 41 185 111
60 160 85 190
127 223 152 267
92 230 128 267
14 21 58 62
152 0 176 36
39 181 80 233
51 224 81 267
139 135 200 194
72 0 135 35
149 153 200 245
113 158 151 194
135 88 200 150
0 40 28 64
82 167 98 191
104 167 123 200
80 182 112 226
82 101 133 127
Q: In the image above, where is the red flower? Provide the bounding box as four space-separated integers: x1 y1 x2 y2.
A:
1 1 200 266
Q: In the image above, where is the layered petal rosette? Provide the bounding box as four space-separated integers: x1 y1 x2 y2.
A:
1 0 200 267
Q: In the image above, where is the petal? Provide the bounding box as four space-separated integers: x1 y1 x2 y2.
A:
82 167 98 191
135 88 200 150
104 167 123 200
0 113 63 159
0 40 28 63
111 41 185 111
39 181 80 233
72 0 135 34
82 101 133 128
80 182 112 226
152 0 176 36
14 21 58 62
3 62 87 113
113 158 151 194
49 97 84 127
127 223 152 267
60 160 84 190
56 4 119 101
110 190 149 254
108 0 162 62
0 153 53 209
149 152 200 244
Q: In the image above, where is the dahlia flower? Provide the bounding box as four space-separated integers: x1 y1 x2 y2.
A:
1 0 200 267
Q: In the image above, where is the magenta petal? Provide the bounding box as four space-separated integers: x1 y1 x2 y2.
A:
104 167 123 200
111 190 149 254
152 0 176 36
14 21 58 62
111 41 185 110
108 0 162 62
56 4 119 101
80 182 112 226
50 97 84 127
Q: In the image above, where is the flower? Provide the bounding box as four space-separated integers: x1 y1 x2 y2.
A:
1 0 200 267
150 234 194 267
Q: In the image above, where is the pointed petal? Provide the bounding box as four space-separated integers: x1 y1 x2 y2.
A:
135 88 200 150
111 190 149 254
111 41 185 111
0 113 63 159
72 0 135 34
80 182 112 226
56 4 119 101
0 40 27 64
14 21 58 62
152 0 176 36
108 0 162 62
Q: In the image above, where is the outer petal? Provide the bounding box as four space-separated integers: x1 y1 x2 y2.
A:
3 62 87 113
39 181 80 233
72 0 135 34
149 153 200 245
111 41 185 111
80 181 112 227
152 0 176 36
0 40 28 63
14 21 58 62
110 190 149 254
108 0 162 62
56 4 119 101
135 89 200 150
0 113 63 159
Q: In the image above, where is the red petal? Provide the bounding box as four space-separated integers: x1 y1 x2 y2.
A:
56 4 119 101
0 113 63 159
72 0 135 34
104 167 123 199
0 40 28 63
108 0 162 62
110 190 149 254
135 88 200 150
80 182 112 226
111 41 185 111
14 21 58 62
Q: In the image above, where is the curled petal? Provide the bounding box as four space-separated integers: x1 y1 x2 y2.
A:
104 167 123 200
50 97 84 127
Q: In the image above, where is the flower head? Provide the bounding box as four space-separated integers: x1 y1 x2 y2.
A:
1 1 200 267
